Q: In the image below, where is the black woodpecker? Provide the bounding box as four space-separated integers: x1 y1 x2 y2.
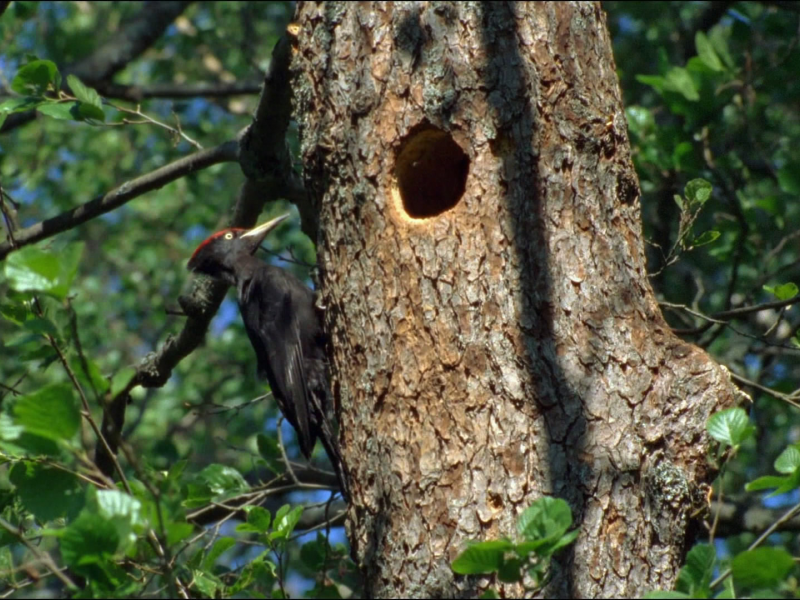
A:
187 215 348 500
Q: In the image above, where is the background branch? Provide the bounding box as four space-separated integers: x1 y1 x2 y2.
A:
93 80 264 102
1 1 194 135
0 141 238 260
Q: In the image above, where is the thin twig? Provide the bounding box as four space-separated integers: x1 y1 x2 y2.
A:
729 372 800 411
0 518 78 592
276 416 301 487
105 101 203 150
710 499 800 589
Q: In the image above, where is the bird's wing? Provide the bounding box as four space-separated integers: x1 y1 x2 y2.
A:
240 280 315 457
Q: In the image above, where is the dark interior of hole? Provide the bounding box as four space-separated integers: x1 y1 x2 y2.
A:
395 129 469 219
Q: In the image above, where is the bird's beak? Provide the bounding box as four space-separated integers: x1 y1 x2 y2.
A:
240 213 290 254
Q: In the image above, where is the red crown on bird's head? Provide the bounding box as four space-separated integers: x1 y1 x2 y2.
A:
189 228 247 263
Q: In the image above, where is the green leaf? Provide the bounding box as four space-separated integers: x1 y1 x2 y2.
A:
664 67 699 101
193 570 222 597
37 101 80 120
707 408 753 447
0 413 23 442
497 557 523 583
70 355 110 398
67 74 103 108
451 539 514 575
691 231 720 247
4 243 84 300
257 432 282 471
763 283 798 301
643 592 691 599
76 101 106 122
270 505 303 541
636 74 666 94
695 32 723 72
777 162 800 195
11 59 60 95
673 194 684 210
230 555 277 594
545 528 579 555
246 506 271 534
0 301 30 326
0 96 44 115
774 445 800 474
300 533 330 571
110 367 136 397
479 590 500 600
21 316 60 338
13 383 80 443
672 142 694 170
9 462 84 522
198 464 248 495
257 433 280 459
684 179 712 205
38 100 106 123
166 522 194 546
708 27 735 70
93 489 143 552
731 547 795 590
516 496 573 544
675 544 715 596
60 512 121 567
166 458 188 482
184 464 248 508
746 474 794 492
203 537 236 570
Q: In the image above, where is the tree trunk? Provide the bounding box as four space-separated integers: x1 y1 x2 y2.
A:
290 2 737 597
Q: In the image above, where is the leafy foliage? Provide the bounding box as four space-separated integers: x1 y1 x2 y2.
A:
2 0 800 597
0 3 354 597
451 497 578 593
607 1 800 596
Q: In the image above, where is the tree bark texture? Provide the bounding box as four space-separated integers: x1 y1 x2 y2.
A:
290 2 737 597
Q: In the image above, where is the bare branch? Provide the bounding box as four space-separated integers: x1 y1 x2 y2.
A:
69 1 195 83
0 141 238 260
186 481 346 528
93 80 264 102
710 499 800 535
710 498 800 590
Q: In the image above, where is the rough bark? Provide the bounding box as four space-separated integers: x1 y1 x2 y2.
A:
290 2 737 597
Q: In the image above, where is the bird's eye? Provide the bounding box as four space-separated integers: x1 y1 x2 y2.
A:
224 232 234 240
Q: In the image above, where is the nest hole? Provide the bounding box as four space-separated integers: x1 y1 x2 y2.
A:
395 126 469 219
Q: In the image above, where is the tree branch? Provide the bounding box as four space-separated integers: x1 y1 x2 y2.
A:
186 478 346 528
70 1 195 83
0 141 238 260
133 30 300 391
709 499 800 538
93 80 264 102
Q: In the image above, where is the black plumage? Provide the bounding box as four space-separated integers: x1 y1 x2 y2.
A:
187 215 347 499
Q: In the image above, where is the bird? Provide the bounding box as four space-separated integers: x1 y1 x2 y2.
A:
187 214 348 499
